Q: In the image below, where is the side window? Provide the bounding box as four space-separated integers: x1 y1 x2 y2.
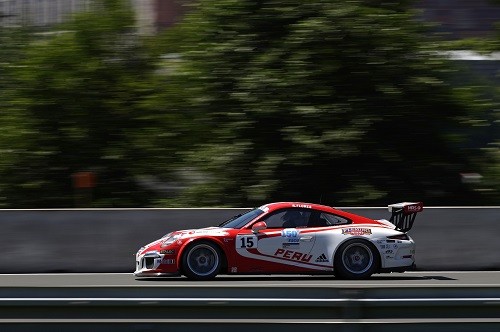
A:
320 212 350 226
307 212 351 227
263 209 311 228
263 211 287 228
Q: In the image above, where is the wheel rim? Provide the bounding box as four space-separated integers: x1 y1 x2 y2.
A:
186 244 219 277
341 242 374 275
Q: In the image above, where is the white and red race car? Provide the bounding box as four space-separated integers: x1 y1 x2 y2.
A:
135 201 422 280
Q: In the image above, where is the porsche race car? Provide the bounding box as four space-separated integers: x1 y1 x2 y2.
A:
135 201 422 280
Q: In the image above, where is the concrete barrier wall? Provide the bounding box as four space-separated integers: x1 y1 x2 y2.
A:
1 207 499 273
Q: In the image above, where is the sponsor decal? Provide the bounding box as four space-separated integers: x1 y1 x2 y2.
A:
292 204 312 209
315 253 329 263
258 204 270 213
191 229 229 236
274 249 312 262
223 238 233 243
379 244 387 249
404 202 423 214
231 267 237 273
281 229 300 238
342 228 372 236
161 258 176 265
385 250 393 254
282 243 300 248
160 249 175 255
237 235 258 249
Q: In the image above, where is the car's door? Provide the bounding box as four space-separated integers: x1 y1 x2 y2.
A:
235 208 316 272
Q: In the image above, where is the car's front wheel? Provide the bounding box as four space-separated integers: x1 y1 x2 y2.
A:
182 241 222 280
334 239 379 279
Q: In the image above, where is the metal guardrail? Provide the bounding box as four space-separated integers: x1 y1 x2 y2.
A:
1 286 500 331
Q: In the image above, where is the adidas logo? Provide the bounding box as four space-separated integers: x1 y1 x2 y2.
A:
315 253 329 262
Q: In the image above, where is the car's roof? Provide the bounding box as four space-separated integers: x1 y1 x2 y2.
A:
259 202 338 213
258 201 381 225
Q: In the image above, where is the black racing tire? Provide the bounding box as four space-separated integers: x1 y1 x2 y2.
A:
334 239 380 279
181 241 222 280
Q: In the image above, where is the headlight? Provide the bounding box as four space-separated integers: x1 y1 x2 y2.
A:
161 234 181 247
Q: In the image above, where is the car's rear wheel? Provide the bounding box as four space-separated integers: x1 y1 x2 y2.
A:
182 241 221 280
334 240 379 279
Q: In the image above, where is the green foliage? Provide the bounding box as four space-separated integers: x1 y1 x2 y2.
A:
0 0 497 207
156 0 489 206
481 141 500 201
0 27 34 207
440 38 500 53
0 0 161 207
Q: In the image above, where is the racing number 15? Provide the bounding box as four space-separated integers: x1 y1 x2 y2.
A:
239 235 257 249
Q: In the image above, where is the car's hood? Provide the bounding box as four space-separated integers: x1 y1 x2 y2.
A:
167 226 230 238
137 227 230 256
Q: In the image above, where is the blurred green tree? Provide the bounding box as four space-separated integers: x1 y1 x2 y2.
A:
0 0 162 207
0 26 34 207
156 0 487 206
436 0 500 203
1 0 495 208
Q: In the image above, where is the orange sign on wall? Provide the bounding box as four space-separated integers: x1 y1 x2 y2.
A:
72 172 96 189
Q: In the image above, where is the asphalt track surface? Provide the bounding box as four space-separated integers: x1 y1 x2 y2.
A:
1 271 499 287
1 272 500 332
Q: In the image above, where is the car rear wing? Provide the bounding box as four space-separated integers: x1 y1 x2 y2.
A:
388 202 423 233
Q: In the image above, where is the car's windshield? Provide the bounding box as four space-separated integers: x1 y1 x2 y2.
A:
218 208 264 229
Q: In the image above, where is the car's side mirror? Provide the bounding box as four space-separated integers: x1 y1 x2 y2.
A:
252 221 267 234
